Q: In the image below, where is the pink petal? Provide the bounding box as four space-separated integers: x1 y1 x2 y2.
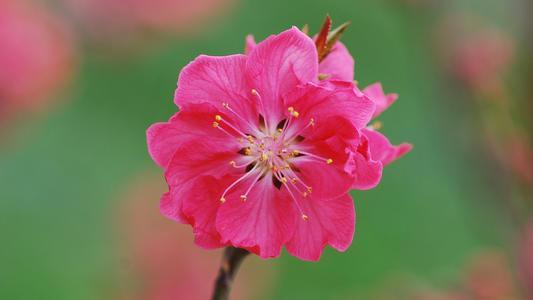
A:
293 116 359 199
286 193 355 261
146 103 239 168
161 135 241 231
363 128 412 165
346 134 383 190
244 34 256 55
160 190 187 223
180 176 231 249
318 41 354 81
245 27 318 124
285 81 375 131
174 54 256 122
363 82 398 119
216 178 297 258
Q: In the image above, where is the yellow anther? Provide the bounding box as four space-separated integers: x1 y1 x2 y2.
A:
272 166 279 172
240 195 247 202
291 111 300 118
220 197 226 203
260 153 268 161
277 128 283 133
212 121 219 128
215 115 222 121
291 177 297 184
326 158 333 164
307 187 313 193
280 177 288 184
244 148 252 155
292 150 300 156
251 89 259 96
247 135 254 143
288 107 294 113
302 214 309 221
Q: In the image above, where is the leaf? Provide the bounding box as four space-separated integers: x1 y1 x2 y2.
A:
316 15 332 61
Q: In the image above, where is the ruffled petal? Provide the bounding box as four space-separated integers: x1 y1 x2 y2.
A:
180 176 231 249
363 128 412 165
284 81 375 132
318 41 354 81
174 54 256 123
363 82 398 119
161 134 242 234
246 27 318 124
146 103 241 168
292 117 359 199
346 133 383 190
216 177 297 258
286 193 355 261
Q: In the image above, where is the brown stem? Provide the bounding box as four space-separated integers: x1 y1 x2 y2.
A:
211 247 250 300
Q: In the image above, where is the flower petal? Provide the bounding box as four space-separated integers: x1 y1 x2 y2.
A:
346 133 383 190
292 117 359 199
161 133 241 228
363 128 412 165
180 176 232 249
147 103 240 168
319 41 354 81
363 82 398 119
246 27 318 124
174 54 256 122
286 193 355 261
285 81 375 132
216 177 297 258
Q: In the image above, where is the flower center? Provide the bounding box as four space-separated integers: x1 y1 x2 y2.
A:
211 89 334 221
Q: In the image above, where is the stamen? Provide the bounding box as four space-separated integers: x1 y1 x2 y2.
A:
286 118 315 143
272 155 312 198
215 115 248 138
230 160 251 168
221 102 258 133
219 164 259 203
251 89 270 131
240 170 265 202
293 150 334 165
274 171 308 221
260 152 269 161
281 164 313 197
213 121 235 138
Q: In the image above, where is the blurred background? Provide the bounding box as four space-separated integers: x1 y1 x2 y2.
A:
1 0 532 299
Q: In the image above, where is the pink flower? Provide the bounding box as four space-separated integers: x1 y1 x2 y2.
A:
246 32 411 177
147 27 383 261
0 0 74 125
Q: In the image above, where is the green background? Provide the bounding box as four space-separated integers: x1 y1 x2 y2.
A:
0 0 522 299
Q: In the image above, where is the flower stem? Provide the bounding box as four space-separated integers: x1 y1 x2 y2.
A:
211 247 250 300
